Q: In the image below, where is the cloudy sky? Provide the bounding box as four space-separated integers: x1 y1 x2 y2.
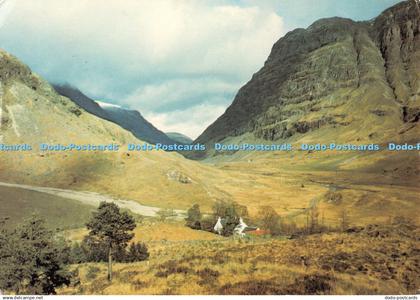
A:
0 0 401 139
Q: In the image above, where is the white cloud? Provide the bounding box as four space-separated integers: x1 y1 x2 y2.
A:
6 0 283 74
123 78 238 112
123 78 237 138
0 0 14 29
0 0 284 137
144 103 227 140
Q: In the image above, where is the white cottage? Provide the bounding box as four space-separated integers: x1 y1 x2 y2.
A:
233 217 248 237
214 217 223 235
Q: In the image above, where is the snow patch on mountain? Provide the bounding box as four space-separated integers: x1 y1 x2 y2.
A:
96 100 122 109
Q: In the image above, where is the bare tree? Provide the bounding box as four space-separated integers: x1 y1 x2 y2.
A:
308 205 319 233
339 209 349 232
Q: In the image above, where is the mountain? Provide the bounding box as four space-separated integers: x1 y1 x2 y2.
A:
194 0 419 158
96 100 176 145
52 84 176 145
165 132 193 144
0 48 227 210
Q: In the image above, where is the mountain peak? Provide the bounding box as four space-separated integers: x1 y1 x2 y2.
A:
307 17 356 31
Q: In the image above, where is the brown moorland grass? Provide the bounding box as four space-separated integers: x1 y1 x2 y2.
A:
60 221 420 295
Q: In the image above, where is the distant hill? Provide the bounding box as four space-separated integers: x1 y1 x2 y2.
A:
166 132 193 144
95 100 176 145
52 84 176 145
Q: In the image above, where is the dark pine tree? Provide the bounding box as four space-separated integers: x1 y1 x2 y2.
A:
0 216 72 294
86 202 136 282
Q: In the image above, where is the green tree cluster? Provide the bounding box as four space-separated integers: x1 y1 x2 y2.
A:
69 238 149 264
0 216 73 295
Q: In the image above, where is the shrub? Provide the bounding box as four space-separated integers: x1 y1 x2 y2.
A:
70 242 87 264
219 279 286 295
200 216 217 232
324 191 343 204
185 204 202 229
286 274 332 294
131 279 149 290
80 235 109 262
256 206 282 235
125 242 150 262
157 208 177 222
155 260 193 278
196 268 220 286
69 107 82 117
86 266 101 281
219 274 333 295
78 237 149 263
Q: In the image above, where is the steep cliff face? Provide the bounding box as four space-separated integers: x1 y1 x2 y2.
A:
195 0 419 157
372 0 420 122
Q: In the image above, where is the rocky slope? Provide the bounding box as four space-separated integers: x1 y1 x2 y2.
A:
194 0 419 158
53 84 176 145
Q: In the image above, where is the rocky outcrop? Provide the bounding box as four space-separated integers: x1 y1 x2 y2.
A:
166 169 192 184
0 49 89 132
